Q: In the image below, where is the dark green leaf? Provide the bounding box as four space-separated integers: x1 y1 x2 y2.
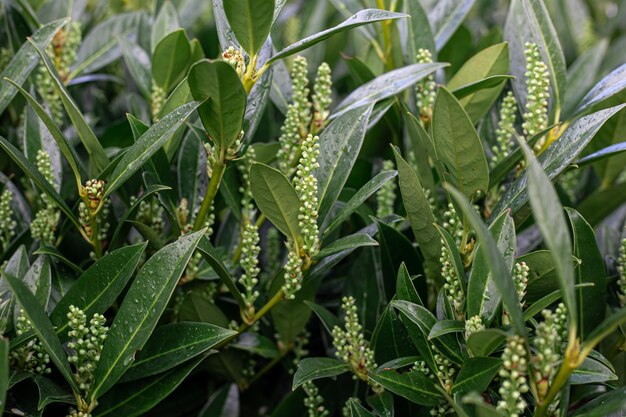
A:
576 63 626 115
369 368 441 406
428 320 464 339
569 387 626 417
318 105 373 223
452 357 502 395
121 322 235 381
91 230 205 400
577 141 626 167
224 0 275 56
304 301 339 335
570 355 617 385
152 29 191 93
34 376 74 410
0 338 7 416
50 242 146 341
292 357 350 390
466 328 509 357
429 0 476 50
106 102 200 197
119 38 152 98
349 398 377 417
188 60 246 151
316 233 377 259
249 162 300 241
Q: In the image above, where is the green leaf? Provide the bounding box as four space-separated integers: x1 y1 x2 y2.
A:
406 0 435 59
6 79 82 188
106 102 200 197
316 233 378 259
29 40 111 172
446 186 525 335
224 0 275 56
395 262 423 306
429 0 476 50
570 355 617 385
333 62 446 119
317 104 373 222
371 305 416 364
188 60 247 151
562 40 608 118
577 141 626 167
322 170 397 237
368 368 442 406
428 320 464 339
451 75 514 100
493 105 625 217
0 136 81 230
304 301 339 335
292 357 350 390
158 77 192 119
94 354 208 417
0 18 67 115
569 387 626 417
466 328 509 357
504 0 566 120
231 333 280 359
2 273 78 392
349 398 377 417
516 138 577 329
0 338 7 416
367 390 394 417
24 257 51 310
196 236 247 309
91 230 205 400
266 9 409 66
466 210 516 323
392 300 465 364
50 243 147 340
452 357 502 395
249 162 300 241
119 38 152 98
151 2 181 53
71 12 141 78
433 87 490 198
582 307 626 353
576 62 626 115
392 147 440 274
121 322 235 381
447 43 510 123
565 208 606 340
152 29 192 93
34 376 74 410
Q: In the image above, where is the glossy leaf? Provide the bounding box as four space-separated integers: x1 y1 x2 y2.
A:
406 0 435 58
349 398 377 417
569 387 626 417
0 18 67 115
71 12 141 77
452 357 502 395
322 169 397 237
369 368 441 406
91 230 205 400
2 273 78 392
34 376 74 409
188 60 246 151
106 102 200 197
224 0 274 56
332 62 446 119
249 162 300 241
516 138 577 327
429 0 476 50
94 354 208 417
428 320 464 339
292 357 350 390
119 38 152 98
267 9 408 66
152 29 191 93
121 322 235 381
446 187 525 335
466 328 509 357
576 62 626 115
317 104 373 222
316 233 378 259
562 40 608 118
393 147 440 273
433 88 489 198
304 301 340 335
577 141 626 167
447 43 510 123
50 243 147 340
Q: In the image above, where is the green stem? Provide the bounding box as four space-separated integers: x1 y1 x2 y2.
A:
194 159 226 231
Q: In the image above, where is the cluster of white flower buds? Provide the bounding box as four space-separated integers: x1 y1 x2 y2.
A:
465 314 484 340
442 203 463 247
282 242 304 299
222 46 246 78
415 48 437 122
30 150 59 245
513 262 529 305
10 310 51 374
302 381 329 417
35 21 81 123
294 134 320 256
240 222 261 308
618 235 626 307
376 160 396 218
67 305 108 398
441 241 464 318
491 91 518 168
79 179 109 244
532 303 567 399
432 343 455 392
277 56 332 176
331 296 376 381
522 42 550 150
0 188 16 252
151 82 166 121
238 147 256 220
498 335 529 417
134 196 165 236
